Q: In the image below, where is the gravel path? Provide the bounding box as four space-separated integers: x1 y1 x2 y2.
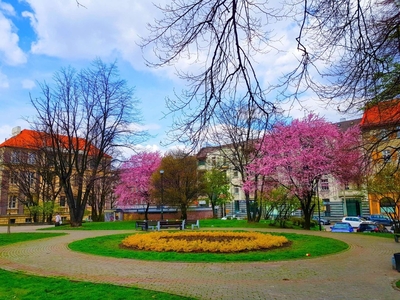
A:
0 226 399 300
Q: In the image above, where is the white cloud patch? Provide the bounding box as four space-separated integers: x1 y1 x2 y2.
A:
0 2 27 65
21 78 35 89
24 1 163 70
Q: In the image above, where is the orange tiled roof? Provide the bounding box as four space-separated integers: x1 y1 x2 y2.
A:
0 129 109 157
361 99 400 127
0 129 43 149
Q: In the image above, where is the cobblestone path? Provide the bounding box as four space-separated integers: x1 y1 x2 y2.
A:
0 226 399 300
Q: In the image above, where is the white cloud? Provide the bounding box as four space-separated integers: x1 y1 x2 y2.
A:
0 1 16 16
24 1 162 69
0 3 27 65
21 78 35 89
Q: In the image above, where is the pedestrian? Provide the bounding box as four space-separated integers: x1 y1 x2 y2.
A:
55 213 61 227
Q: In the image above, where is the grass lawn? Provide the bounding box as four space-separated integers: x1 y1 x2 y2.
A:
0 233 193 300
0 269 193 300
68 231 349 262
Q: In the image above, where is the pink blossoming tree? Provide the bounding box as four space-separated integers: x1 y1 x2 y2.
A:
115 151 162 220
245 114 364 229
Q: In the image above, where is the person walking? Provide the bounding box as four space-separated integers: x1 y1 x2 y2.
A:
55 213 61 226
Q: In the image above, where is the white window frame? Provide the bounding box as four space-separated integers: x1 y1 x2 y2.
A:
8 195 17 208
321 179 329 191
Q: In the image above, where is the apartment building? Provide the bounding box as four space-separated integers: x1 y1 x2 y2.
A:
360 98 400 215
0 127 109 225
196 118 369 222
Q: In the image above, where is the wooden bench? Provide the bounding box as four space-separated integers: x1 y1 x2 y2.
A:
157 220 183 231
135 220 157 231
183 220 200 230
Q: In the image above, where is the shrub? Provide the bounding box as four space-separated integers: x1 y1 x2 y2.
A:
122 231 289 253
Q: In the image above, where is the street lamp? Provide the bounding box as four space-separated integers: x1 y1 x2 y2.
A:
315 176 322 231
160 170 164 220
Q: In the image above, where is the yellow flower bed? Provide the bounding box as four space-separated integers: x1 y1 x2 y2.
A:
122 231 289 253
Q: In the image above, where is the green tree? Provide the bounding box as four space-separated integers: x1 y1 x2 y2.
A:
203 168 232 218
265 186 300 228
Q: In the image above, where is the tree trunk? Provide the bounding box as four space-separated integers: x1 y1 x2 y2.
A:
144 203 150 220
211 202 216 218
245 190 253 221
300 194 315 230
180 203 187 220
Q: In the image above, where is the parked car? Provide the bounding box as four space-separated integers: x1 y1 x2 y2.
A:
331 222 354 233
341 216 367 228
312 216 331 225
368 214 393 226
357 221 388 233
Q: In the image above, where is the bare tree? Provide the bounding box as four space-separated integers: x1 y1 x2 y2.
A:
287 0 400 111
144 1 400 149
88 167 118 222
205 99 275 222
30 59 145 227
142 1 279 149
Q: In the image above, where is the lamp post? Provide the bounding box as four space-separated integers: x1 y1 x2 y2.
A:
160 170 164 220
316 176 322 231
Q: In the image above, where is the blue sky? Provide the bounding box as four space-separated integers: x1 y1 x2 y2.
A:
0 0 360 155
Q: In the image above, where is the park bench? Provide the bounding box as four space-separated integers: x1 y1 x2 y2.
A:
135 220 157 231
183 219 200 230
157 220 183 230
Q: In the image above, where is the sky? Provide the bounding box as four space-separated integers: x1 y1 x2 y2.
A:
0 0 361 156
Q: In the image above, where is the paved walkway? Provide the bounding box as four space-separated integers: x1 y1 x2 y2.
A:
0 226 400 300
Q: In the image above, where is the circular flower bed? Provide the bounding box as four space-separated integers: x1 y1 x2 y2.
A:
121 231 289 253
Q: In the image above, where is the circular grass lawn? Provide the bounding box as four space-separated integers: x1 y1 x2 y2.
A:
68 231 348 263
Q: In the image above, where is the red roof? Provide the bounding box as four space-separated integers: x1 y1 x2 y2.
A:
0 129 109 157
0 129 43 149
361 99 400 127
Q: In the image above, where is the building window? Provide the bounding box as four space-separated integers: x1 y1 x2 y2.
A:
380 129 389 141
8 195 17 208
234 187 239 195
233 171 238 178
11 151 19 163
321 179 329 191
24 172 35 186
344 183 350 190
60 196 66 207
382 150 391 162
211 156 216 166
10 171 18 184
27 152 36 164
